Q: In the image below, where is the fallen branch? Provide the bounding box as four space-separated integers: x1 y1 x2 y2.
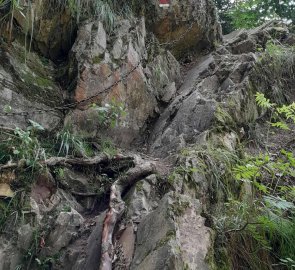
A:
99 161 156 270
0 154 134 171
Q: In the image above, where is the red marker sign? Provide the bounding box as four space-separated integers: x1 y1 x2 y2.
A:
159 0 170 8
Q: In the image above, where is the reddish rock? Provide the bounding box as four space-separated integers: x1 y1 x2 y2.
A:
31 172 56 204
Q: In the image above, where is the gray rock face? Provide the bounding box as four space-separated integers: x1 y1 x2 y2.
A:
65 17 181 146
45 208 84 256
17 224 34 251
0 80 61 131
125 175 160 223
59 213 106 270
149 54 217 156
131 194 178 269
57 168 90 193
149 22 290 157
141 0 222 59
0 238 22 270
12 0 76 60
0 43 63 131
1 4 293 269
131 192 213 270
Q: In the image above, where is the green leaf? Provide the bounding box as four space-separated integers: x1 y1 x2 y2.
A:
13 149 20 155
255 92 275 109
263 195 295 211
28 120 45 131
253 181 268 193
271 121 290 130
3 105 12 113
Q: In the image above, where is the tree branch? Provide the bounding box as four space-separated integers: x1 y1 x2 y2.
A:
0 154 134 171
225 222 263 234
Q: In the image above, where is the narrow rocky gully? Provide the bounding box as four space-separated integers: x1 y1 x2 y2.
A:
0 0 294 270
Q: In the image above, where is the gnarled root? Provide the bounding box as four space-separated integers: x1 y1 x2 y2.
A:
99 161 156 270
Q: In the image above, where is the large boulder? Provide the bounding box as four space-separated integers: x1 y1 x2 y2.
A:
149 22 292 157
130 192 214 270
0 42 63 131
64 18 181 146
133 0 222 59
12 0 76 61
0 238 22 270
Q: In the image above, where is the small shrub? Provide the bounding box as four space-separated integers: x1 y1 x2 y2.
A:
91 100 126 128
56 129 92 157
252 44 295 105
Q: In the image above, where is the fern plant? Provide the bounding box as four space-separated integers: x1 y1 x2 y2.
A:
213 91 295 268
255 92 295 132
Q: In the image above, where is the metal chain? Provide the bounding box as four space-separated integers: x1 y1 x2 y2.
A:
0 61 142 117
159 21 195 47
0 21 195 118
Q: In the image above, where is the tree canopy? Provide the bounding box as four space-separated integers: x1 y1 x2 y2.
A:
214 0 295 34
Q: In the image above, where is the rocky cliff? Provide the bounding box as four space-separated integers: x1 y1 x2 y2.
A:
0 1 294 270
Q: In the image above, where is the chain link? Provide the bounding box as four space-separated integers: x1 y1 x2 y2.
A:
0 22 194 118
159 21 195 47
0 61 142 117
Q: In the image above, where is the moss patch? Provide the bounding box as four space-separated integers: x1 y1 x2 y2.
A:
4 42 63 107
92 54 104 64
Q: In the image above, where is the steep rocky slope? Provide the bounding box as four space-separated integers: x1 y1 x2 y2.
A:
0 1 294 270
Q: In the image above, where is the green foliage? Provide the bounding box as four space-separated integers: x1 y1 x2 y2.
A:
213 93 295 268
16 227 60 270
46 0 131 30
255 91 295 133
0 120 46 169
35 255 59 270
167 164 198 187
91 0 116 31
215 106 235 128
56 129 92 157
252 43 295 105
214 0 294 33
234 151 295 195
214 195 295 268
213 0 235 34
0 0 24 38
229 0 275 30
91 100 126 128
255 92 275 109
280 257 295 269
0 187 32 234
258 205 295 265
180 143 240 201
99 138 117 156
0 101 123 168
214 199 259 233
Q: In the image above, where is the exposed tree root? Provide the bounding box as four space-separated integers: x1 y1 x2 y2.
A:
0 126 15 132
99 160 156 270
71 191 99 197
0 154 134 171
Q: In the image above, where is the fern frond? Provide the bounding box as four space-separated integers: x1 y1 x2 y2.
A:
255 92 275 109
